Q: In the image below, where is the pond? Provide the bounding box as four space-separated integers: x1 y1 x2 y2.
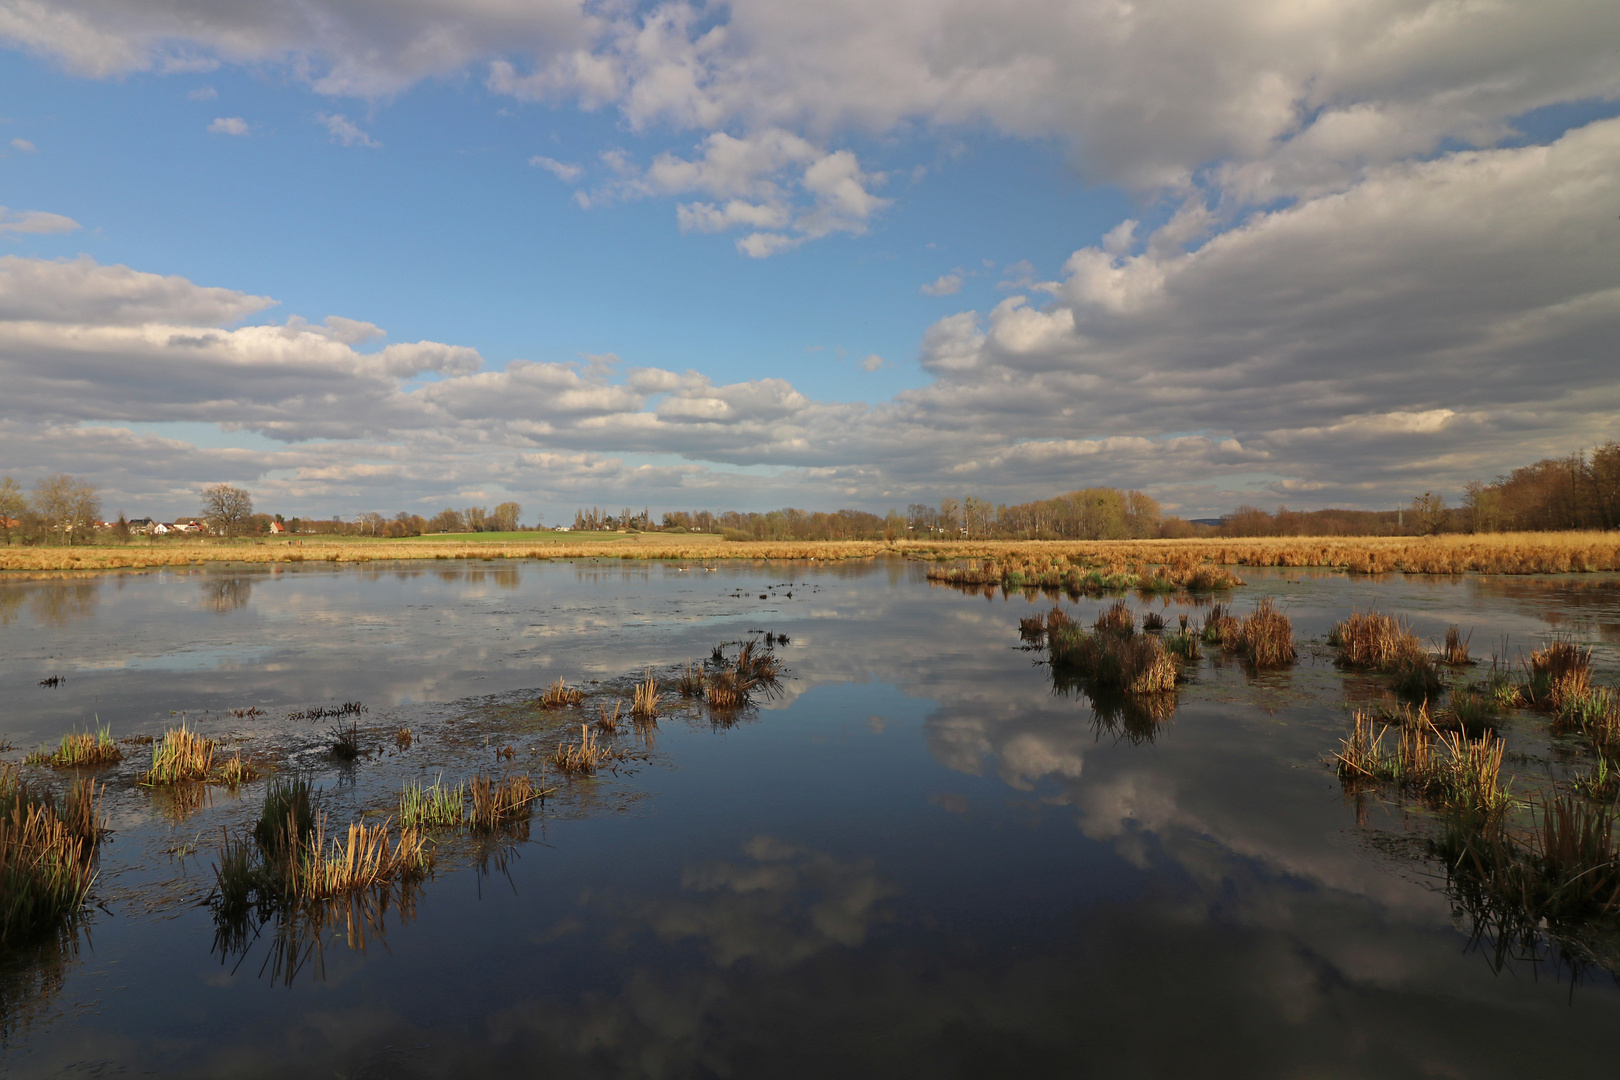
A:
3 558 1620 1077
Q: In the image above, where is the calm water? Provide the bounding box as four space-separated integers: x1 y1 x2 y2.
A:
4 558 1620 1077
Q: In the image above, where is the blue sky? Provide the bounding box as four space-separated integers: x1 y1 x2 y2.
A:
2 1 1618 523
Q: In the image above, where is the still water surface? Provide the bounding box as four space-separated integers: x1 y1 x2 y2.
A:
4 558 1620 1076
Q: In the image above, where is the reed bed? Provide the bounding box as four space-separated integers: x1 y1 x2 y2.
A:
903 532 1620 576
0 764 102 946
926 554 1242 595
23 724 122 769
138 724 215 786
539 678 585 709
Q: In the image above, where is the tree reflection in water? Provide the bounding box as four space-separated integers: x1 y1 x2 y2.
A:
199 577 252 613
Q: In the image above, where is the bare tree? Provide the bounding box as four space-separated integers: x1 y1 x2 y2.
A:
0 476 25 545
200 483 254 537
33 474 101 545
490 501 522 532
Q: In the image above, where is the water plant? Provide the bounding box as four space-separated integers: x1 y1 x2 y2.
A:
0 764 103 946
676 663 706 697
1441 625 1473 666
1227 598 1296 668
549 724 614 775
1525 639 1591 709
23 724 122 769
1330 611 1427 670
597 700 623 733
468 774 538 833
328 723 362 761
1048 606 1178 694
540 678 585 709
216 751 260 787
399 776 466 828
139 724 215 786
395 726 414 749
631 672 661 720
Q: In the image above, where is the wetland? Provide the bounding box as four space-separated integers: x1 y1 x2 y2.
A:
4 557 1620 1077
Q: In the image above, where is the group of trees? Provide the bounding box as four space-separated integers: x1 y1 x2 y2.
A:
1461 442 1620 532
0 474 102 545
574 507 652 531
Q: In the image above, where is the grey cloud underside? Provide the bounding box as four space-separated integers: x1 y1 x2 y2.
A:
5 119 1620 515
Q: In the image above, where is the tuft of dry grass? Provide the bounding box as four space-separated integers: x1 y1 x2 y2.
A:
290 814 430 901
139 724 215 786
1048 608 1178 694
1330 611 1427 670
631 672 661 721
676 663 706 697
596 700 623 733
216 751 260 787
1441 625 1473 666
395 726 414 749
24 724 122 769
549 724 616 775
1525 639 1591 709
1334 710 1507 814
0 764 103 946
540 678 585 709
469 774 539 833
1227 598 1296 668
1200 603 1239 646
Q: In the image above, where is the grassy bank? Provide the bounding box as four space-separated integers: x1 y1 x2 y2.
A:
2 530 1618 575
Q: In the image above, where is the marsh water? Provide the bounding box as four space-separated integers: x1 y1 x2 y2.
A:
4 558 1620 1077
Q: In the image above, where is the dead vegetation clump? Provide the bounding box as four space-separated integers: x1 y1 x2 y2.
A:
1226 598 1296 668
539 678 585 709
549 724 618 775
1047 604 1179 695
469 774 539 833
676 663 706 697
1441 625 1473 666
1330 611 1428 670
631 673 661 720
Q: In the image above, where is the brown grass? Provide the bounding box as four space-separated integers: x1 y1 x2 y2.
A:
216 752 260 787
631 672 661 720
676 663 706 697
596 700 623 733
549 724 616 775
0 764 102 946
468 774 540 833
11 531 1620 576
1441 625 1473 666
1330 611 1428 670
290 813 430 901
1048 610 1179 694
1225 598 1297 668
539 678 585 709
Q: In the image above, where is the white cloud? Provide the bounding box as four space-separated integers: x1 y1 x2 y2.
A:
318 112 379 148
920 274 962 297
186 85 216 100
9 137 35 152
207 116 248 136
0 207 77 235
529 155 583 183
860 354 883 372
3 120 1620 515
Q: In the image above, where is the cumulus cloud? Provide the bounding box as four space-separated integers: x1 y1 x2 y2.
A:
529 155 582 183
207 116 248 136
3 119 1620 515
318 112 379 147
9 137 35 152
920 274 961 297
0 207 77 235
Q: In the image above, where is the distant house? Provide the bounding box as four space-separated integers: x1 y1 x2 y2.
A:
151 522 172 535
127 518 154 533
267 521 285 534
